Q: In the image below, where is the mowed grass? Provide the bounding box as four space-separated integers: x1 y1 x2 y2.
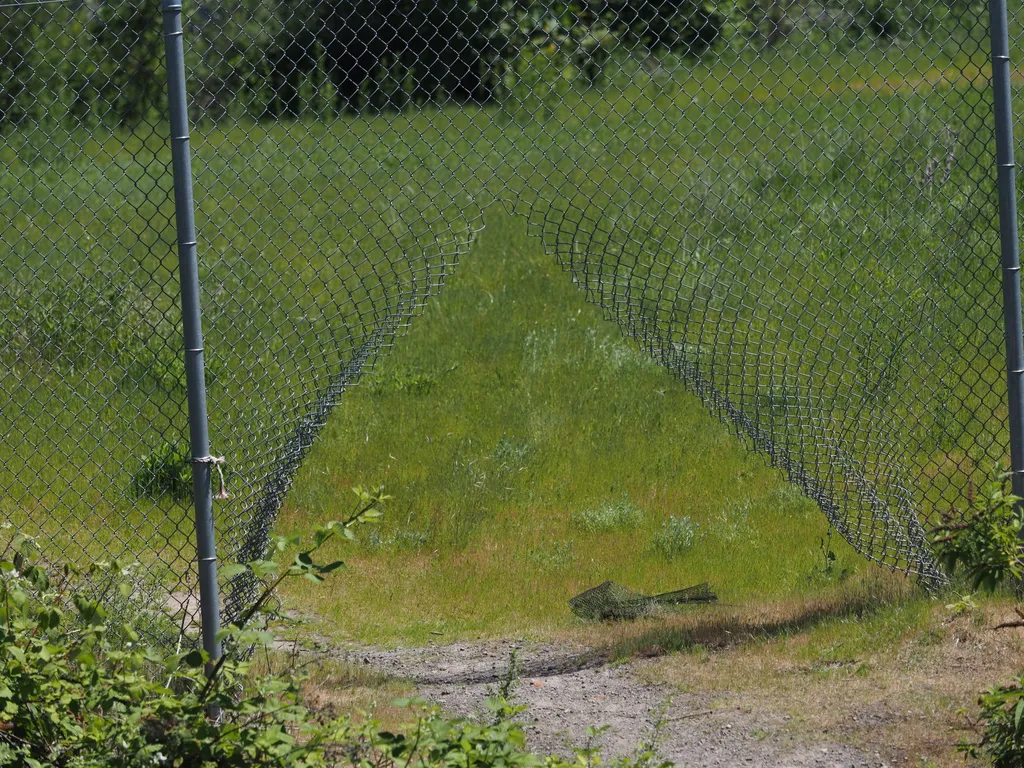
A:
0 40 1016 642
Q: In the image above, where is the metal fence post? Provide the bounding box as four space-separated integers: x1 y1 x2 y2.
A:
990 0 1024 504
160 0 223 671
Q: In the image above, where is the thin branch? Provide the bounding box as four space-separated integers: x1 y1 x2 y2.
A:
992 607 1024 631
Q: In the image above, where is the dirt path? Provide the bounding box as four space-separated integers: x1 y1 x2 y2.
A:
342 640 891 767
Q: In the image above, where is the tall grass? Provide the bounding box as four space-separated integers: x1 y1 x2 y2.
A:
0 43 1013 641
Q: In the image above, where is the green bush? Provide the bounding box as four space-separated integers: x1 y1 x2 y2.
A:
130 440 193 501
958 674 1024 767
0 516 366 768
935 468 1024 765
930 467 1024 592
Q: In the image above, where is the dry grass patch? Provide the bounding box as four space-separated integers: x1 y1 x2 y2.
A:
632 594 1024 765
249 650 415 730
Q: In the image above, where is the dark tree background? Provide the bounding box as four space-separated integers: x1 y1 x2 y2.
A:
0 0 985 129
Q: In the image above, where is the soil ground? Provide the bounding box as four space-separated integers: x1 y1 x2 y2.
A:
278 598 1024 767
322 640 899 767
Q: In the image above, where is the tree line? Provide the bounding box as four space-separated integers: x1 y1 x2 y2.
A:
0 0 983 130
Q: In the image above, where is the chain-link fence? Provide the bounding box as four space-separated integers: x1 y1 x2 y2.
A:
1 0 1022 639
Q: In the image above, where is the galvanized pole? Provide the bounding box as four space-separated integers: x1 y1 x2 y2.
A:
160 0 223 673
991 0 1024 504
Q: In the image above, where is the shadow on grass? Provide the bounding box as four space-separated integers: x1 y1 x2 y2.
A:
354 576 925 686
598 574 920 662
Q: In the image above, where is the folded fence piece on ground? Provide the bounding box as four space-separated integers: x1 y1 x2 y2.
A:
568 581 718 621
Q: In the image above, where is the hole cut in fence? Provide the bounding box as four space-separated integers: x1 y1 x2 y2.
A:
1 0 1021 637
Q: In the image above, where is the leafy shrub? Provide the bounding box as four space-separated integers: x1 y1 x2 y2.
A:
958 674 1024 766
936 469 1024 765
131 440 193 501
0 491 388 767
653 515 700 559
573 498 646 532
0 551 335 766
0 488 671 768
930 467 1024 592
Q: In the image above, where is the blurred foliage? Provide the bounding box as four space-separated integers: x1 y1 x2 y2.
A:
0 0 989 128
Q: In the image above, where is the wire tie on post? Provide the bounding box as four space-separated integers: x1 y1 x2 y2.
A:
192 455 231 500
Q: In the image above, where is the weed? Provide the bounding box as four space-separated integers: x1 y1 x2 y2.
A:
945 592 978 618
365 364 458 396
653 516 700 560
486 646 522 708
712 499 752 543
768 483 810 509
958 673 1024 766
493 437 533 470
572 497 646 532
820 530 838 575
529 540 577 569
0 272 203 392
623 697 673 768
366 527 431 551
931 466 1024 591
130 440 192 501
807 528 854 584
850 276 915 405
917 125 958 189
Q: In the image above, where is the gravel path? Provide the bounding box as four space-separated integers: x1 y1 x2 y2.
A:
341 640 894 767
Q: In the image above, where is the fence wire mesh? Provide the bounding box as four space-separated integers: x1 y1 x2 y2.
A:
1 0 1020 633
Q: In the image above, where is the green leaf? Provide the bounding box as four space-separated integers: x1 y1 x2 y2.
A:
219 563 249 580
1014 698 1024 732
274 534 301 552
180 649 207 668
313 527 338 547
248 561 279 578
37 607 61 630
214 627 237 643
392 697 426 708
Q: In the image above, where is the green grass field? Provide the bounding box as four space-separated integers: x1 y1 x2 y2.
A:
273 202 873 645
0 37 1018 643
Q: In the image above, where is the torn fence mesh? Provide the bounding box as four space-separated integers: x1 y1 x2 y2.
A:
0 0 1013 638
569 581 718 621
